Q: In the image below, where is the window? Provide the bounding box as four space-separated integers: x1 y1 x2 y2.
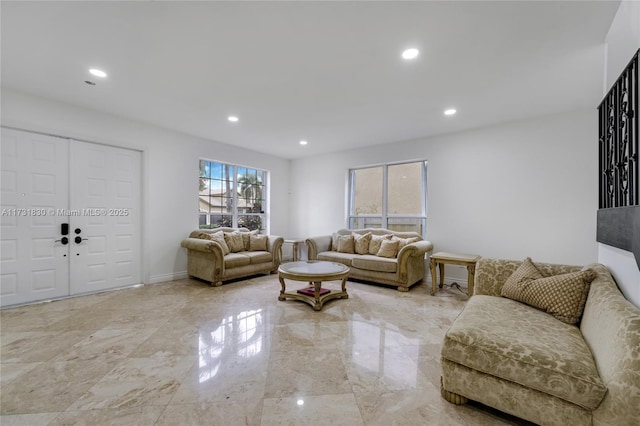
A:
348 161 427 236
199 160 267 231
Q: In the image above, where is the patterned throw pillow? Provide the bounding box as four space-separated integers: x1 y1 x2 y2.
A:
249 234 268 251
391 236 420 251
501 257 544 300
502 258 596 324
337 235 355 253
368 234 392 255
224 232 245 253
209 231 230 255
241 230 259 251
376 239 400 258
352 232 372 255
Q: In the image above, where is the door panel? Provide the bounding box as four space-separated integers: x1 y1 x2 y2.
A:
1 128 70 307
69 140 141 295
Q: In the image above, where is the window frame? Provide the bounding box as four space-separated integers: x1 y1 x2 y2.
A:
347 160 427 237
199 159 269 232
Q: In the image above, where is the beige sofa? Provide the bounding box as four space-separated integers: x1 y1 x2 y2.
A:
181 228 283 286
306 228 433 291
441 258 640 426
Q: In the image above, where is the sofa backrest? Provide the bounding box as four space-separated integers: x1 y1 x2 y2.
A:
580 263 640 426
335 228 422 240
189 227 251 238
473 258 581 297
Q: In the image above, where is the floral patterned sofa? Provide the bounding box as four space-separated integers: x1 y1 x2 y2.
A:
441 258 640 426
306 228 433 291
181 228 283 286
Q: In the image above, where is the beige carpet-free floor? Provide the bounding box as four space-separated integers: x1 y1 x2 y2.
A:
1 273 532 425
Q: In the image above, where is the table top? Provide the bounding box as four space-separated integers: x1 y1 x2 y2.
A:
431 252 481 262
279 260 349 277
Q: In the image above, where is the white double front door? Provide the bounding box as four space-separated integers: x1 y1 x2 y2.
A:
1 128 142 307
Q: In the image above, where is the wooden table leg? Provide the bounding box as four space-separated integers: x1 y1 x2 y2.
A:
430 257 437 295
467 264 476 297
439 263 445 288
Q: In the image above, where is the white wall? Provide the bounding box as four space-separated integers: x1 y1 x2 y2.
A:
1 88 291 284
291 110 598 282
598 0 640 307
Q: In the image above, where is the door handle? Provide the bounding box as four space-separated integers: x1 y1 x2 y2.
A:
74 236 88 244
55 237 69 245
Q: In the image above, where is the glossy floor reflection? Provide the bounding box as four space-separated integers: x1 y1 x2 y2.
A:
1 275 533 425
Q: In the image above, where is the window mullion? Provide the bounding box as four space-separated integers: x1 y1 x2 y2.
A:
382 164 388 228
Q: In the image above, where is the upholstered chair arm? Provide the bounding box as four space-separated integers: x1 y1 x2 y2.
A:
180 237 224 256
396 240 433 282
180 237 226 277
268 236 284 267
306 235 332 260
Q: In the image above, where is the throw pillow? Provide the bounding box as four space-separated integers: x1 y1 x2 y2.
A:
209 231 230 255
376 239 400 258
368 234 392 255
502 258 597 324
337 235 355 253
391 236 420 251
249 234 268 251
224 232 245 253
331 233 340 251
501 257 544 300
241 229 259 251
352 232 372 255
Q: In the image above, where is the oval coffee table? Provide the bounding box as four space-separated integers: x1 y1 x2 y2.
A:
278 261 350 311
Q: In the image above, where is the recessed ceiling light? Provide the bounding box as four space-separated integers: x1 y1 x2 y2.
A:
299 140 308 146
228 116 239 122
402 48 419 60
444 108 457 116
89 68 107 78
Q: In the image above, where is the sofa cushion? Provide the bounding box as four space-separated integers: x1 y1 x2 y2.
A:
376 239 399 258
353 232 372 255
224 232 245 253
317 251 354 267
368 234 392 255
244 251 272 265
442 295 607 410
208 231 230 255
502 258 596 324
352 255 397 273
224 252 251 268
337 235 355 253
249 234 268 251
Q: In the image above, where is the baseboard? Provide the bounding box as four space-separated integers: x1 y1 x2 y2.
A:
148 271 189 284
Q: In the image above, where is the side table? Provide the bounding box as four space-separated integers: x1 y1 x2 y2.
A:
430 252 481 297
283 238 305 262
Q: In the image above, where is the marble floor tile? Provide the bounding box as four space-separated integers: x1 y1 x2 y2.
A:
0 275 532 425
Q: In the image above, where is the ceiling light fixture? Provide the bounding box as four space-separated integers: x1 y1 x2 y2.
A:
444 108 457 116
228 116 239 122
89 68 107 78
299 140 308 146
402 48 419 60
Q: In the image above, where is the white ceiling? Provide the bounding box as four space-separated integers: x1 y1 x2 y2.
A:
1 1 620 159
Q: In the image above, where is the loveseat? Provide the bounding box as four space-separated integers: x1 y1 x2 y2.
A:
181 228 284 286
441 257 640 426
306 228 433 291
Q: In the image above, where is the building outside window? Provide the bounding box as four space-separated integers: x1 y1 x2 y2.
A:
348 160 427 236
199 160 267 231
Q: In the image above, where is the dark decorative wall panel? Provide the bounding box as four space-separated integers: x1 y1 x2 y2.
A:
597 49 640 268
